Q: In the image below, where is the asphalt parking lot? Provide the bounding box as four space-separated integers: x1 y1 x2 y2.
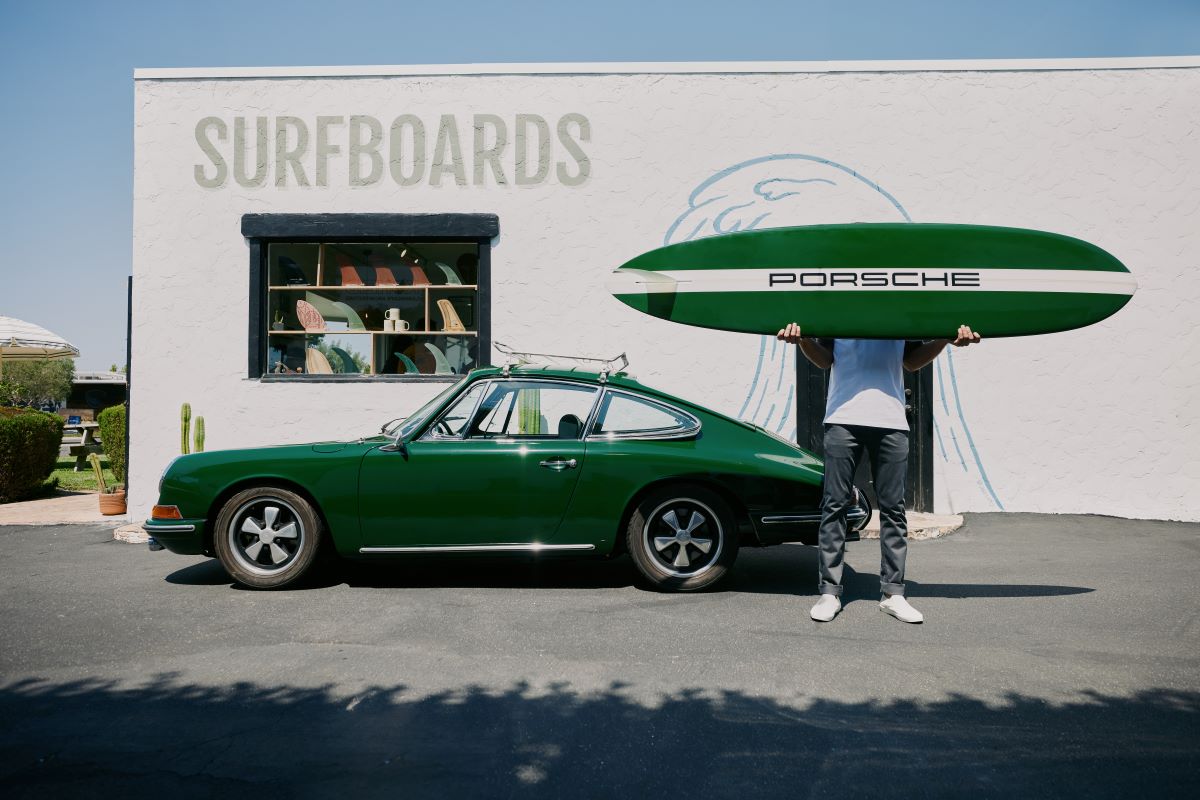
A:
1 513 1198 798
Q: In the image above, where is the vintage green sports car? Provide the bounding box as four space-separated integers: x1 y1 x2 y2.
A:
146 363 870 591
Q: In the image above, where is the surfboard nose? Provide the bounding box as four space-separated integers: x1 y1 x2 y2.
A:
607 268 678 296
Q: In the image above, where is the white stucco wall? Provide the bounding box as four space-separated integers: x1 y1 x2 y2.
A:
132 59 1200 522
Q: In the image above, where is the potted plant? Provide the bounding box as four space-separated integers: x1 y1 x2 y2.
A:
99 484 127 516
88 452 127 515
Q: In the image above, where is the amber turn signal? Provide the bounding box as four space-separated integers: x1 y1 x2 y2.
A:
151 505 183 520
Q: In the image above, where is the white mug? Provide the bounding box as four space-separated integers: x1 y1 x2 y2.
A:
385 308 401 321
395 319 411 331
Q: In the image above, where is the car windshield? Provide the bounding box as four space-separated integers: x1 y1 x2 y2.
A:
381 379 467 439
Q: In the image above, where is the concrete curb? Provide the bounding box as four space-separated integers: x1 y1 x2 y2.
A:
113 523 149 544
858 511 964 541
0 492 129 526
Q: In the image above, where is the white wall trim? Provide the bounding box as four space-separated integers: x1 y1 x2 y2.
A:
134 56 1200 81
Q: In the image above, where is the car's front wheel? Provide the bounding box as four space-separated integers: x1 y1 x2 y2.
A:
212 487 323 589
626 484 738 591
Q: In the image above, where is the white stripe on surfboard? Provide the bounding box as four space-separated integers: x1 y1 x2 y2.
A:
611 268 1138 296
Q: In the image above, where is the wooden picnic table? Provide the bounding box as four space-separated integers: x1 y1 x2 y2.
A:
63 422 102 471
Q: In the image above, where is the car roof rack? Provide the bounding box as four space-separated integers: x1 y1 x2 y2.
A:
495 342 630 383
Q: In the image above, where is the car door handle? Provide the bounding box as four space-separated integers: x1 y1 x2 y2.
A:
539 458 578 471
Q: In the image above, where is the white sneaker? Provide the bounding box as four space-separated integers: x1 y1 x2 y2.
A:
880 594 924 624
810 594 842 622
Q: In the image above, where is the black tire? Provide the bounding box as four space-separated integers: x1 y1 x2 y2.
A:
626 484 739 592
212 487 323 589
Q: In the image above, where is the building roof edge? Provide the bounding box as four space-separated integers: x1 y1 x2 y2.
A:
134 56 1200 81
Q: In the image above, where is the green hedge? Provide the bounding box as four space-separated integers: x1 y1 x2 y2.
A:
98 404 127 484
0 407 64 503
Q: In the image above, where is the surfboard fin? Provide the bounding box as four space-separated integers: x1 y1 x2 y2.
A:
608 268 680 318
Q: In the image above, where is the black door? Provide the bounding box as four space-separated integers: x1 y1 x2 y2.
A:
793 350 934 512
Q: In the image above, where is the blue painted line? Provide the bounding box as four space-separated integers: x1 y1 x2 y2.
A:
752 380 768 420
947 349 1005 510
776 384 794 432
738 336 767 418
745 211 771 230
762 403 777 428
933 417 948 461
949 427 967 470
754 177 837 200
934 357 950 415
786 424 796 442
715 201 756 233
684 217 708 243
770 335 778 360
665 193 725 245
665 153 913 242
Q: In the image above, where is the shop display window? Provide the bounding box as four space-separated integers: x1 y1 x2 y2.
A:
263 241 481 378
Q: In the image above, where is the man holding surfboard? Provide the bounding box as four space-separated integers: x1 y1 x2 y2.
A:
777 323 981 623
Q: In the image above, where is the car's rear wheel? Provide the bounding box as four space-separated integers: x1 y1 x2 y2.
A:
626 484 738 591
213 487 322 589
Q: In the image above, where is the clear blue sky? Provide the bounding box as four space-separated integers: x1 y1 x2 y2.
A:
1 0 1196 370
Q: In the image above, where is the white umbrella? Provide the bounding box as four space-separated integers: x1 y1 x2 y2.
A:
0 316 80 381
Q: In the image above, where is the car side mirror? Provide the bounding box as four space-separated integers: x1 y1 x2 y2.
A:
380 437 408 457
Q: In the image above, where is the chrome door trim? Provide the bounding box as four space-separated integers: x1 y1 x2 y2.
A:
461 376 603 441
761 513 822 524
761 509 866 525
418 379 493 441
538 458 578 470
358 543 597 554
584 388 702 442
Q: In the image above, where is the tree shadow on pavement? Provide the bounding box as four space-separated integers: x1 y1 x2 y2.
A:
0 675 1194 799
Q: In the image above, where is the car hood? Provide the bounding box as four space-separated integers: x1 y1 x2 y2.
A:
311 435 391 453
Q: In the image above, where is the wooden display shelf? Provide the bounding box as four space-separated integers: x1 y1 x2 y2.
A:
268 284 477 291
269 330 478 335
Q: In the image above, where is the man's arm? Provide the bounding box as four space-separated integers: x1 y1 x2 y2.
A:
777 322 833 369
903 324 981 372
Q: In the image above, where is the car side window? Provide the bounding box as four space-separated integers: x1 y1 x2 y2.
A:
423 383 486 439
470 381 599 439
591 392 698 438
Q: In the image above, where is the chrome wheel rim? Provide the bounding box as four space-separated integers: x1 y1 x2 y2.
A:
643 498 723 579
227 498 305 576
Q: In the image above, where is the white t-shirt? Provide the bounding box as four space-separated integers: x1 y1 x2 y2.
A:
822 339 911 431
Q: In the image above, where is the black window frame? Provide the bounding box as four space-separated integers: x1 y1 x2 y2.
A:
242 213 497 382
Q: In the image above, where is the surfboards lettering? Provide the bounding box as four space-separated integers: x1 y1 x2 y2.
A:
767 270 982 289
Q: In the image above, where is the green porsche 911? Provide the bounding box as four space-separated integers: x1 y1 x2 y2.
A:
146 361 870 591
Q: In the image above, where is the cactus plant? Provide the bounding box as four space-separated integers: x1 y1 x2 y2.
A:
87 452 108 493
181 402 191 455
194 416 205 453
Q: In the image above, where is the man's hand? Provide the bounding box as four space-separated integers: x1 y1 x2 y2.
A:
950 325 981 347
905 325 981 371
777 322 804 344
777 322 833 368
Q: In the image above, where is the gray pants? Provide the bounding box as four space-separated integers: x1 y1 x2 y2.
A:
818 424 909 597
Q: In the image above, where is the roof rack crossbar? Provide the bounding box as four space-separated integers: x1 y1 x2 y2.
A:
495 342 629 383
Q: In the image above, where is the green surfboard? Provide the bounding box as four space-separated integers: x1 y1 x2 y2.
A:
609 223 1137 338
